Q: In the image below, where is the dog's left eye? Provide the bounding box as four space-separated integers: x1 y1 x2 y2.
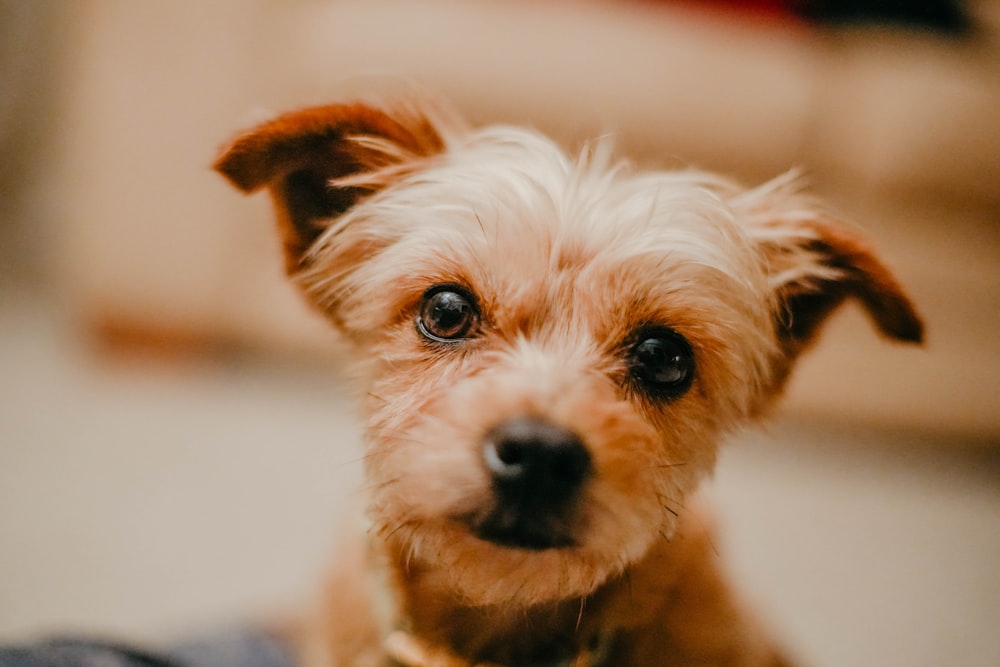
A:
417 285 480 342
628 327 695 399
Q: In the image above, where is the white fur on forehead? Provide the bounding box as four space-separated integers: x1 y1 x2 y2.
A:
306 125 777 329
308 125 769 291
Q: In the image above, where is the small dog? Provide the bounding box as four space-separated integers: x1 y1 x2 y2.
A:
214 95 922 667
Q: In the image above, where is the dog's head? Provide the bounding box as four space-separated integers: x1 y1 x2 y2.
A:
215 98 922 607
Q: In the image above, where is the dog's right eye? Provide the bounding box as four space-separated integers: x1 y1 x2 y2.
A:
417 285 480 342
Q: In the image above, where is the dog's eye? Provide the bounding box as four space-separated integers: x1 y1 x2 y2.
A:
628 328 695 399
417 285 480 342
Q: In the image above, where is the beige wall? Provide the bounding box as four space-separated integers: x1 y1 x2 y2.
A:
8 0 1000 442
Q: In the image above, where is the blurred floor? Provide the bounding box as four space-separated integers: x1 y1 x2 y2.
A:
1 295 998 667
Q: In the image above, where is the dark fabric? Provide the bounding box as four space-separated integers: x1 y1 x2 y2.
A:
0 638 180 667
167 629 295 667
0 630 295 667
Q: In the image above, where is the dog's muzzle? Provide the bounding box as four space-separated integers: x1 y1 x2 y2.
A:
472 416 591 550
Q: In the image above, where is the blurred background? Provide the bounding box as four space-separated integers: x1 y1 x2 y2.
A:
1 1 998 665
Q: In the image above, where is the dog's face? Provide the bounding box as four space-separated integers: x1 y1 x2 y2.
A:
215 99 922 607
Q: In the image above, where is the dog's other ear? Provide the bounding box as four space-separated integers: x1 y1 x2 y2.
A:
214 101 450 271
736 177 924 391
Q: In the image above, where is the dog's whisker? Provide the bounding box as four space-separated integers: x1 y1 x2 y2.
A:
379 517 418 543
336 453 368 468
361 476 403 494
654 492 683 518
657 498 681 517
702 524 722 559
655 488 687 508
473 210 488 242
404 528 420 573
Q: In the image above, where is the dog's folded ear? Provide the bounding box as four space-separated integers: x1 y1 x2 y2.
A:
213 101 450 271
764 219 924 349
737 178 924 389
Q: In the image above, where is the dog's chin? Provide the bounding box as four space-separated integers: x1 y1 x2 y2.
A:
400 519 651 608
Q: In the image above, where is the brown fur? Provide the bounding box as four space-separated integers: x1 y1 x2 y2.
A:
215 101 452 271
214 97 921 667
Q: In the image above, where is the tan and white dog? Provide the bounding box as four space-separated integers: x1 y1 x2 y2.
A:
214 95 922 667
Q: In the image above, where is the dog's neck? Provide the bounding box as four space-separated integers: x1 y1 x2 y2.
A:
372 535 672 667
305 504 774 667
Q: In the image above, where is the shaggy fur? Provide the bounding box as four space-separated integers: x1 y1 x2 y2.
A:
214 95 922 667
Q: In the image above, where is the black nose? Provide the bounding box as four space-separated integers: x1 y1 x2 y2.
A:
483 416 591 508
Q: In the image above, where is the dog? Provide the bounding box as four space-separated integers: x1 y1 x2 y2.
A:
213 95 923 667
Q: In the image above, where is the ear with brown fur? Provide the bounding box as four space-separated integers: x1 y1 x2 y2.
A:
213 101 450 271
770 221 924 347
738 183 924 394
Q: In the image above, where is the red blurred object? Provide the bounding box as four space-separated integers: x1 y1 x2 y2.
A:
645 0 800 21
